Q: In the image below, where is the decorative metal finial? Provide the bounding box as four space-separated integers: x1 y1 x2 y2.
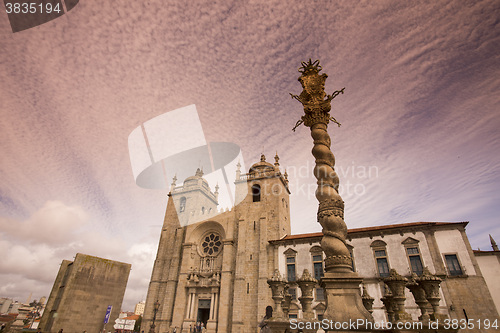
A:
290 59 344 131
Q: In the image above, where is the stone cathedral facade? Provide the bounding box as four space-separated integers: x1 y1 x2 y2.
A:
142 154 500 333
143 154 291 333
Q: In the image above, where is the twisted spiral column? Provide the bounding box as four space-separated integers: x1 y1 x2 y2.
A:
291 59 374 323
312 122 352 271
291 59 351 272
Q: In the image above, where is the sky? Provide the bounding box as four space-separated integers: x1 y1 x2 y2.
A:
1 0 499 311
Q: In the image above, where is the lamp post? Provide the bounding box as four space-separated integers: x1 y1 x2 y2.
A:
149 300 160 333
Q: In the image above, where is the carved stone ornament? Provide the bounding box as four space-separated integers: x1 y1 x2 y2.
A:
361 285 375 314
281 284 292 318
267 269 287 318
297 269 317 320
324 255 352 269
384 269 412 322
418 267 447 320
406 273 430 321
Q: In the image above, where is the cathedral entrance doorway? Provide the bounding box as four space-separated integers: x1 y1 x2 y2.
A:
197 299 211 328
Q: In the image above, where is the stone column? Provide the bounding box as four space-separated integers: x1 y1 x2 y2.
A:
267 269 286 318
185 292 191 319
418 267 448 321
296 269 317 320
281 284 292 318
406 273 430 321
291 59 373 324
213 293 219 319
189 290 197 320
380 284 395 323
384 269 412 322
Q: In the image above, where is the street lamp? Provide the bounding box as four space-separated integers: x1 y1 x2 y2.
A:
149 300 160 333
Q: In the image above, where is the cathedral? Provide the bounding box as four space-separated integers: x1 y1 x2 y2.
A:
142 153 499 333
142 154 291 333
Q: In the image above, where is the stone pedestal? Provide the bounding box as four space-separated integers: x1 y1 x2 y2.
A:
297 269 317 320
384 269 412 322
268 269 287 318
182 320 195 333
320 270 374 323
407 273 430 321
282 287 292 318
206 320 217 333
418 267 448 321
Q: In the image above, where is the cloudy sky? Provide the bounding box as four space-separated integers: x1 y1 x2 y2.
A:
1 0 499 311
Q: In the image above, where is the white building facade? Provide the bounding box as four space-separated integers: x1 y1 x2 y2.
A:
271 221 499 327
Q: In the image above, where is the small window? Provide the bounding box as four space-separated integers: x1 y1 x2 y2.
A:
312 255 323 280
252 184 261 202
406 247 423 275
316 288 325 301
374 249 390 277
289 314 297 319
347 244 355 272
179 197 186 212
445 254 463 276
317 314 324 321
287 257 296 282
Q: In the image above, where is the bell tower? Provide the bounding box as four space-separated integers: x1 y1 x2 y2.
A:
231 153 291 331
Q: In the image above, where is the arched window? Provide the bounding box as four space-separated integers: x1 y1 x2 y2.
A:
179 197 186 212
310 246 324 280
252 184 261 202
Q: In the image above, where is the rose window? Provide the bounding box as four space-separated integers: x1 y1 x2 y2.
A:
202 233 222 256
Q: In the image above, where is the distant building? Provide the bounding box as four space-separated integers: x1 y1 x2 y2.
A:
39 253 131 333
114 314 140 332
473 235 500 314
0 313 17 332
134 301 145 316
1 298 45 330
0 299 13 314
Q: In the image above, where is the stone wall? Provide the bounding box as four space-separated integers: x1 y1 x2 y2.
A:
39 253 131 333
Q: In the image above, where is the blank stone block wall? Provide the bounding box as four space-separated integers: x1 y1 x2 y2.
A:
39 253 131 333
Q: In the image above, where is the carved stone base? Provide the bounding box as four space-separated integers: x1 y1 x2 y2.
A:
265 318 292 333
182 319 195 333
430 312 449 321
206 320 217 333
320 270 374 323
